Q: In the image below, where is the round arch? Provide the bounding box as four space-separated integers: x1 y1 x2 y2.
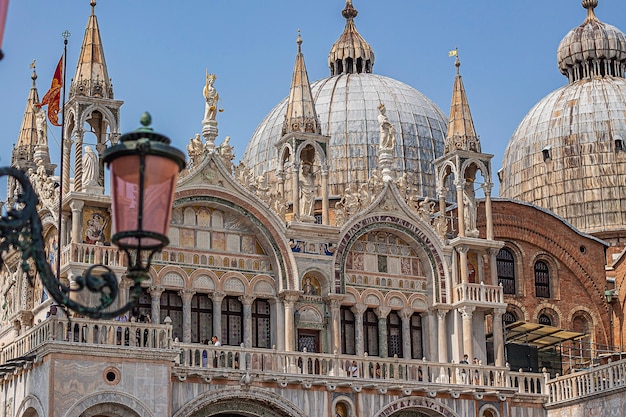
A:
334 215 447 303
62 391 154 417
172 387 308 417
373 396 460 417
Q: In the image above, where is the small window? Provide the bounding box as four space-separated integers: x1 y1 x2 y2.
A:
538 313 552 326
534 261 551 298
542 147 551 161
496 248 515 294
616 139 624 151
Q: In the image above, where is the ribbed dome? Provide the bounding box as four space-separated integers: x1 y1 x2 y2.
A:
557 0 626 82
242 73 448 198
501 1 626 238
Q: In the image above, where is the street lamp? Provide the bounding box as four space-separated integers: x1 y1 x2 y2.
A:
0 112 185 319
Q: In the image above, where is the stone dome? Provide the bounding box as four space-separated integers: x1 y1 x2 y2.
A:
242 73 447 198
242 1 447 199
500 0 626 237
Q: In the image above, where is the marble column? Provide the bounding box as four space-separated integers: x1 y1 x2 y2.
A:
488 248 500 287
437 309 448 363
483 182 494 240
180 289 196 343
460 306 475 361
327 295 343 354
400 308 413 359
74 132 84 193
272 297 285 351
276 170 285 205
351 304 367 356
455 180 466 237
376 306 391 358
62 137 73 196
60 212 69 246
321 167 329 225
291 163 300 221
493 308 506 367
281 291 301 352
149 286 164 324
212 291 225 340
240 295 255 348
457 245 469 284
69 200 84 244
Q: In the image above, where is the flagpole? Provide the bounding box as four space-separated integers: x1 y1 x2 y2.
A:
55 30 70 282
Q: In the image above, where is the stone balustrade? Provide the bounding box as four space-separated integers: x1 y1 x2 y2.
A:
61 242 126 268
174 342 545 395
546 359 626 405
0 317 172 364
454 281 503 304
0 316 548 396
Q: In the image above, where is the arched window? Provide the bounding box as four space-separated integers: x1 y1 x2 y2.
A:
503 311 517 326
534 261 550 298
252 299 271 348
191 293 212 343
340 307 356 355
221 296 243 346
364 309 379 356
387 310 403 357
497 248 515 294
572 313 592 358
410 313 424 359
538 313 552 326
160 290 183 341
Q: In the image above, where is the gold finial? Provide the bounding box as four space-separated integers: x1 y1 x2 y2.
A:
342 0 358 20
448 48 460 74
582 0 598 22
297 29 302 51
90 0 96 14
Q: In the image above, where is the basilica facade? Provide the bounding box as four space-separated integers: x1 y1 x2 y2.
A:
1 1 625 416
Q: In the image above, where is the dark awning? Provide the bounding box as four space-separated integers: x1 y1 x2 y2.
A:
503 321 585 350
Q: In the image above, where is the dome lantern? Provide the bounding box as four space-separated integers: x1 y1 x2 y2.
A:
328 0 375 76
557 0 626 83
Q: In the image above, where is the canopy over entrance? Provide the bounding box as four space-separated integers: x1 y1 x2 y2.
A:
504 321 585 350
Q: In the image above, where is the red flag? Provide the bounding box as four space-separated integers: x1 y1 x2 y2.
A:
37 55 63 126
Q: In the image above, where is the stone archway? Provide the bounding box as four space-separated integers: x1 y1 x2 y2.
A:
174 387 308 417
374 397 460 417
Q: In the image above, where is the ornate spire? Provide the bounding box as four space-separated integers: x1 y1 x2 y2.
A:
282 30 321 137
13 64 41 165
444 52 481 154
70 0 113 98
328 0 375 75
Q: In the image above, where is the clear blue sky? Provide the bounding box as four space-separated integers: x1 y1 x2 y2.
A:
1 0 625 196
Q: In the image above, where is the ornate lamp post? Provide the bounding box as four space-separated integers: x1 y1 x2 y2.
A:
0 113 185 319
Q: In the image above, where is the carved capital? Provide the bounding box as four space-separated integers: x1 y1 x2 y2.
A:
375 306 391 319
488 247 500 257
239 294 255 306
326 294 344 312
493 308 506 319
69 200 84 213
149 286 165 298
456 245 470 255
212 291 226 303
351 303 367 316
436 309 448 321
179 289 196 302
399 307 414 320
279 290 301 307
459 306 476 319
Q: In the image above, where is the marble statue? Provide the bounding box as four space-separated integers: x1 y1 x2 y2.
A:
299 163 315 218
378 103 395 151
35 105 47 145
203 71 219 121
186 134 205 168
83 146 98 186
463 182 477 235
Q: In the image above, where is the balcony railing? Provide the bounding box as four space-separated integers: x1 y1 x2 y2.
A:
174 342 546 395
546 359 626 405
0 316 171 365
61 243 126 269
454 281 504 305
1 316 546 396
